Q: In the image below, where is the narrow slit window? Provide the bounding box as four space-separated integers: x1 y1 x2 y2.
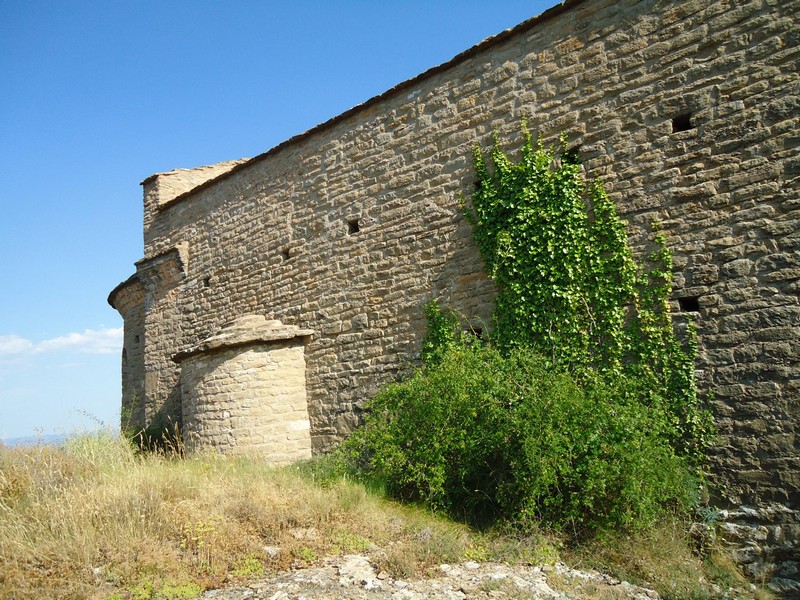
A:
678 296 701 312
203 276 211 288
672 112 693 133
348 219 360 235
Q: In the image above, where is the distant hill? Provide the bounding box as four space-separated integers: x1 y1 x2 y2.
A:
1 433 70 448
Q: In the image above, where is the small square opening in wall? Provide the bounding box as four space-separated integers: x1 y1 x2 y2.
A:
203 276 211 288
348 219 360 235
469 327 484 340
678 296 701 312
672 112 693 133
562 145 582 165
281 249 291 261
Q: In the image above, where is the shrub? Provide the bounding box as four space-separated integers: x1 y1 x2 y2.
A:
344 342 698 535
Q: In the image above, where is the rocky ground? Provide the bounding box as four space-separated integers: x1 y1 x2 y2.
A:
200 555 662 599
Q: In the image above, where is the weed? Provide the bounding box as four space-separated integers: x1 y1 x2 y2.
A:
478 577 538 599
333 531 372 554
159 581 204 599
294 546 318 564
231 555 265 580
464 542 490 562
129 579 155 600
377 543 418 579
180 516 222 572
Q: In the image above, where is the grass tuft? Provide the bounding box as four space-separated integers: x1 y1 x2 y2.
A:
564 516 775 600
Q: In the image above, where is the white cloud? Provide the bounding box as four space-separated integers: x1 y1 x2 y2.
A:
0 328 123 357
0 335 35 356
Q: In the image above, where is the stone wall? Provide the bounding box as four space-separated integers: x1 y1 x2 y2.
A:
109 275 145 431
110 0 799 589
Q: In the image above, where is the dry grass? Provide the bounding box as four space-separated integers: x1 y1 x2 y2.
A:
0 433 474 599
564 518 776 600
0 433 763 600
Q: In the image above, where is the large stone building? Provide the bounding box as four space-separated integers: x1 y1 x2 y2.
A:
109 0 799 589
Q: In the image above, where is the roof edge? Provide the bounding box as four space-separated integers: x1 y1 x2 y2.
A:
158 0 583 211
139 159 250 187
173 332 314 363
108 273 140 308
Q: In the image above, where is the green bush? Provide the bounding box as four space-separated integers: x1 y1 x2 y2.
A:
344 342 697 535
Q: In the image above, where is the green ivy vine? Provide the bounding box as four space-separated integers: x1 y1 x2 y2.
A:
464 126 713 465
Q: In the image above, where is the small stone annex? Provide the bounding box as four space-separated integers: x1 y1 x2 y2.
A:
108 0 799 590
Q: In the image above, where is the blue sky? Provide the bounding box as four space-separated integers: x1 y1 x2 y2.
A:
0 0 557 440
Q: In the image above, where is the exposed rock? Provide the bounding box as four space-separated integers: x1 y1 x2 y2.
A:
200 556 661 599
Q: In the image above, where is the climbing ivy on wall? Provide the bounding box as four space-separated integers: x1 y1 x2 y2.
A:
467 132 635 372
465 126 713 464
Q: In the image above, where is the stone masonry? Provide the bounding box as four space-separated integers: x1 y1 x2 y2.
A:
174 316 314 460
109 0 799 590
